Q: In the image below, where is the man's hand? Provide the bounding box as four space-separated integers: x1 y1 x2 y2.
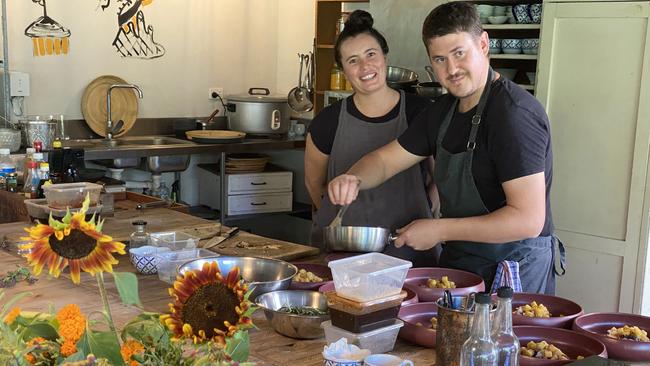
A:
327 174 362 205
393 219 443 250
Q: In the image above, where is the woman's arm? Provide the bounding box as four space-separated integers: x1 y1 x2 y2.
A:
304 133 329 209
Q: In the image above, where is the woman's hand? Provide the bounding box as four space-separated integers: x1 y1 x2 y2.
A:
393 219 443 250
327 174 362 205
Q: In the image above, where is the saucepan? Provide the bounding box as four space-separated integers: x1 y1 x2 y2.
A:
324 226 398 252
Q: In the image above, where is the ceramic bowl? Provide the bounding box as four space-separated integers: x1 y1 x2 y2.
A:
513 4 533 24
493 5 507 16
573 312 650 361
509 292 583 329
522 38 540 55
495 68 518 81
404 267 485 302
324 359 363 366
529 3 543 23
488 16 508 24
290 262 333 291
397 302 438 348
476 4 494 17
489 39 502 54
501 39 522 54
526 72 537 84
129 246 167 275
515 326 607 365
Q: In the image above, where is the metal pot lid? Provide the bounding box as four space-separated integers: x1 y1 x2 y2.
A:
228 87 288 103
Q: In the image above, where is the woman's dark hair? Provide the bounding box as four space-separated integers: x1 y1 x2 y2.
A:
334 10 389 67
422 2 483 47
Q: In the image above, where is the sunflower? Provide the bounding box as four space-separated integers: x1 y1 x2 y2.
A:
160 262 254 345
20 196 126 284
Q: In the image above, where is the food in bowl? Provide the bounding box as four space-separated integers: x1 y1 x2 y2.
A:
520 341 571 360
425 276 456 289
515 301 551 318
607 325 649 342
294 269 324 283
416 317 438 330
277 305 328 316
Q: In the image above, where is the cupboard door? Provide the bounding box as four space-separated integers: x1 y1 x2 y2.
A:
536 1 650 313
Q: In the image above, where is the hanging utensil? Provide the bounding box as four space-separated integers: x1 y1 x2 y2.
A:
328 204 350 228
288 54 314 112
198 108 220 130
425 66 436 82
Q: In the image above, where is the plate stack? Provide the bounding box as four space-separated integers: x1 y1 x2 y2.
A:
225 153 270 174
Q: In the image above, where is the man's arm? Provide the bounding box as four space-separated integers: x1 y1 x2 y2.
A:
395 172 546 249
328 140 426 205
304 133 329 209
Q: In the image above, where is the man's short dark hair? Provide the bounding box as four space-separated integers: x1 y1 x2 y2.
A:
422 2 483 46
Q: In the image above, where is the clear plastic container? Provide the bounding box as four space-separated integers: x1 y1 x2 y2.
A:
321 319 404 354
155 249 217 283
328 253 412 302
150 231 199 250
25 198 103 221
42 182 103 209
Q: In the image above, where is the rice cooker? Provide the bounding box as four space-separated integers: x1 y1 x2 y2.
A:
226 88 290 135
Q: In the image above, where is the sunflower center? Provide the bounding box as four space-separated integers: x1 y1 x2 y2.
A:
49 230 97 259
181 282 240 338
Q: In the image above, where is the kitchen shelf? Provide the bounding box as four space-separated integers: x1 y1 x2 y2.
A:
483 24 541 30
490 54 538 60
519 84 535 90
317 44 335 49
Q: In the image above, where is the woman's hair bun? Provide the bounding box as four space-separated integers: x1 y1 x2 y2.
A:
345 10 374 31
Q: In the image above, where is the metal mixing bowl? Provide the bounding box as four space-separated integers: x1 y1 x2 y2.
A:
255 290 329 339
323 226 396 252
178 256 297 300
386 66 418 89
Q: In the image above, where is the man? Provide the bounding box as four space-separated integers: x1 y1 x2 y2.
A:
327 1 564 294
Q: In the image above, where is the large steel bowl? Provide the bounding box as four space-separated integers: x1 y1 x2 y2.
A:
386 66 418 89
255 290 329 339
323 226 395 252
178 256 297 300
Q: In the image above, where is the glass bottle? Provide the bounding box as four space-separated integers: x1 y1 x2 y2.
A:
129 220 150 250
37 162 51 199
330 65 344 90
6 169 18 193
461 292 498 366
159 182 171 202
23 161 39 199
492 287 520 366
22 147 35 184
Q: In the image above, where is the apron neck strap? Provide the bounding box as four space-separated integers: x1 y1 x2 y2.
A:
466 67 494 151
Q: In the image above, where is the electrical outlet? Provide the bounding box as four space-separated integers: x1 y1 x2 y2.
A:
209 87 224 100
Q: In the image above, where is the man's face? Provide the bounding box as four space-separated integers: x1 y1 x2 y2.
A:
426 31 490 101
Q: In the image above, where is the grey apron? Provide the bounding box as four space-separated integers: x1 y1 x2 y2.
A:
311 91 436 267
434 69 565 294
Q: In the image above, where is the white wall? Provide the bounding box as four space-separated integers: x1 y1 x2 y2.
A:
5 0 314 121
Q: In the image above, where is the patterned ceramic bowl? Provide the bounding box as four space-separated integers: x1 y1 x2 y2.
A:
502 38 522 54
489 38 502 54
529 3 543 23
522 38 539 55
513 4 533 24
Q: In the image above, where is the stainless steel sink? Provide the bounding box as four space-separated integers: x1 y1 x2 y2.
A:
142 155 190 173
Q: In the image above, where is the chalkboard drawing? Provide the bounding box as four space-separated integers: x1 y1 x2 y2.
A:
110 0 165 59
24 0 71 56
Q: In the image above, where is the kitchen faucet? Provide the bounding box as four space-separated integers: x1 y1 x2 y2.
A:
106 84 143 140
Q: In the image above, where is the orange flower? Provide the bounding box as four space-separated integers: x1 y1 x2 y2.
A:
160 262 254 345
20 196 125 284
120 339 144 366
3 307 20 325
55 304 86 356
24 337 46 364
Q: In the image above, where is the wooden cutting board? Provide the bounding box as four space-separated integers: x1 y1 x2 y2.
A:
81 75 138 138
212 231 319 261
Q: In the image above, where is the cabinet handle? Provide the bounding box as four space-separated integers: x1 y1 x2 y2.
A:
250 182 267 185
251 202 267 206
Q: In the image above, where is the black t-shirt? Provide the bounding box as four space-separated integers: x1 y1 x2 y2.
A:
398 78 554 236
309 93 432 154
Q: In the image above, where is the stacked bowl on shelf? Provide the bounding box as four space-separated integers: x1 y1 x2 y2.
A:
320 253 412 354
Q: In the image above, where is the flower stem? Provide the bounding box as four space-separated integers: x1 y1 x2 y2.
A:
96 272 118 338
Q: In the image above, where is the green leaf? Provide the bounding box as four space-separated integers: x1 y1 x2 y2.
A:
225 330 250 362
62 351 86 363
0 291 32 317
111 272 142 307
78 328 125 366
23 322 59 341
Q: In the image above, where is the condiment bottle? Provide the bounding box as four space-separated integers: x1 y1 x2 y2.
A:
460 292 498 366
23 161 39 199
37 162 51 199
330 65 345 90
492 287 519 366
129 220 150 250
6 169 18 193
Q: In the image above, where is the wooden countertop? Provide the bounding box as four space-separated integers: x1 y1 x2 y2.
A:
0 215 436 365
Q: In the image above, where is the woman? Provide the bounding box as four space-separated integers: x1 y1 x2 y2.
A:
305 10 437 266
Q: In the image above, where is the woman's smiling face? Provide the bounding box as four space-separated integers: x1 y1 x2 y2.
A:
339 33 388 95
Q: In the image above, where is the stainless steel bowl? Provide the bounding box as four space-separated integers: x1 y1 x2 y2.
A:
323 226 396 252
386 66 418 88
178 256 298 300
255 290 329 339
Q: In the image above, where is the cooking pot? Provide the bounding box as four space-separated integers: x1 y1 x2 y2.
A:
226 88 290 135
386 66 419 91
415 81 446 100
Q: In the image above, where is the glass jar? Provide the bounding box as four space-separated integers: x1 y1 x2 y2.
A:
6 171 18 193
129 220 150 250
330 65 345 90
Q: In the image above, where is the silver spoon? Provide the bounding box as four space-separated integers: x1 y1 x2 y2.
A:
328 204 350 228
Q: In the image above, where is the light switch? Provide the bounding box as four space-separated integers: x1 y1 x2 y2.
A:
10 71 30 97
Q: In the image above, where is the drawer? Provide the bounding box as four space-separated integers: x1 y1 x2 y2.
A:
225 171 292 194
226 192 292 215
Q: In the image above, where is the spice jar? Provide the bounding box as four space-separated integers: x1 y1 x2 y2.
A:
6 170 18 192
330 65 345 90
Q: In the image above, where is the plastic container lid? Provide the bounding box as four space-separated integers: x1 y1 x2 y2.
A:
33 153 44 160
26 147 35 154
0 148 9 155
